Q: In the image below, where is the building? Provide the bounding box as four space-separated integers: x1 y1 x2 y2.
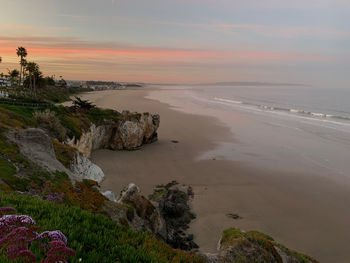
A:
0 76 11 87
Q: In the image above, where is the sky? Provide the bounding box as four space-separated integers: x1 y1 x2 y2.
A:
0 0 349 86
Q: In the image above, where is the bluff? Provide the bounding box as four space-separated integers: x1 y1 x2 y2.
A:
0 102 318 263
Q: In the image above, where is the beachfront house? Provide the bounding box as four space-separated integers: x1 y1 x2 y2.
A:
0 90 9 98
0 76 11 88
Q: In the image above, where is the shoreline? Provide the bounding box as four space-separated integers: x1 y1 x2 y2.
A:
81 87 350 263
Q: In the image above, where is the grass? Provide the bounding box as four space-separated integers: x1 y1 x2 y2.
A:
86 107 122 124
0 106 35 129
0 193 204 263
59 114 91 140
52 139 76 168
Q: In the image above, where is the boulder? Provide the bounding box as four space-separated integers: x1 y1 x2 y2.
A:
110 113 160 150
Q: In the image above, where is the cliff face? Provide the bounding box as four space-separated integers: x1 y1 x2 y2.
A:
67 112 160 157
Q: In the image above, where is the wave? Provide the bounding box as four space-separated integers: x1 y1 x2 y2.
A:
214 97 350 122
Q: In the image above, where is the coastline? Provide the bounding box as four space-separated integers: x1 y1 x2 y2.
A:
81 87 350 263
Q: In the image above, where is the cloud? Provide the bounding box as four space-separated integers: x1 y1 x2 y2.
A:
0 35 329 83
109 15 350 40
0 36 326 62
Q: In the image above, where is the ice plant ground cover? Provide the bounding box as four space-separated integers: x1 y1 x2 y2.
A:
0 203 75 262
0 193 204 263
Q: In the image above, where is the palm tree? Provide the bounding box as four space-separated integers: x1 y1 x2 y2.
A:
26 62 40 96
16 47 27 86
21 59 27 84
8 69 20 85
0 56 2 64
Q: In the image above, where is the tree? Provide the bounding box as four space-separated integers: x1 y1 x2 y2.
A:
57 76 67 88
8 69 20 85
72 97 95 111
0 56 2 64
25 61 40 96
16 46 27 85
45 76 56 86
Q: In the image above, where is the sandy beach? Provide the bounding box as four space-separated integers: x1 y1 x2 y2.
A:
80 87 350 263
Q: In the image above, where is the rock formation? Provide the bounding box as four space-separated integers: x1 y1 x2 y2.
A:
67 112 160 157
103 183 167 239
200 228 318 263
149 181 198 250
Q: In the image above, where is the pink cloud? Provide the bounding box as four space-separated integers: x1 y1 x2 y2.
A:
0 36 326 62
0 36 328 82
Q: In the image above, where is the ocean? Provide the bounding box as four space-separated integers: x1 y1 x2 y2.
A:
146 84 350 177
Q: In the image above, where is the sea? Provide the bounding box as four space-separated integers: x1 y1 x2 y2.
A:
146 83 350 178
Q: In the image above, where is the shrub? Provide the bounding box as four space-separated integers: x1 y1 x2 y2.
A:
33 109 66 141
72 97 95 111
52 139 75 168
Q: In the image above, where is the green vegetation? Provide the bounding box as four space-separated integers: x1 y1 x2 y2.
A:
0 105 35 129
0 193 204 263
52 139 76 168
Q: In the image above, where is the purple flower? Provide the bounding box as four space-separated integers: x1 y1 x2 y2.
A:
37 230 68 245
0 214 35 226
0 206 74 262
0 227 38 246
0 215 36 237
45 192 64 203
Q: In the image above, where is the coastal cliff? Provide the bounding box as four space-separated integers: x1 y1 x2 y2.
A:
0 101 318 263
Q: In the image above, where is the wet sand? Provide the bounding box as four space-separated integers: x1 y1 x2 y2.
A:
81 87 350 263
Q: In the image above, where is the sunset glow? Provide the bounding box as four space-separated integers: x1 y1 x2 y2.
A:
0 0 349 85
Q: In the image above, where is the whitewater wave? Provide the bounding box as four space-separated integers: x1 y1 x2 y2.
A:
214 97 350 122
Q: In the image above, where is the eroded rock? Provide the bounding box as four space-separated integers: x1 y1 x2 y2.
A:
70 152 105 183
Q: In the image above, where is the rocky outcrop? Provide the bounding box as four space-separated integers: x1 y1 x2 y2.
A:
67 112 160 157
110 112 160 151
6 128 76 179
70 152 105 183
200 228 318 263
6 128 108 184
103 184 167 239
149 181 198 250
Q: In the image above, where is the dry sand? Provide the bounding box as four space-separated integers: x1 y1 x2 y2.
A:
80 87 350 263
